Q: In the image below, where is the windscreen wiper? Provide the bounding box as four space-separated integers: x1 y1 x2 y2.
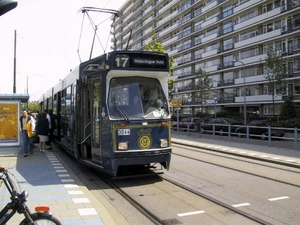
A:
111 98 130 122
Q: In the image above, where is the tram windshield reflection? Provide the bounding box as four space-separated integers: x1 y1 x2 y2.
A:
108 77 170 119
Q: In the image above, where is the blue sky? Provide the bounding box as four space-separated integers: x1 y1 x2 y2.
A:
0 0 127 101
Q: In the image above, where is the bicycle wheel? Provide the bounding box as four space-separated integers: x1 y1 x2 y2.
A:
20 213 62 225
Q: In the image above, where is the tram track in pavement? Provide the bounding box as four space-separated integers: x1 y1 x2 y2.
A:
52 142 299 224
172 142 300 188
54 144 268 224
98 171 267 225
171 137 300 169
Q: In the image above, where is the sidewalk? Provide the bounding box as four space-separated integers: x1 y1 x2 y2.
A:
171 132 300 167
0 145 127 225
1 135 299 225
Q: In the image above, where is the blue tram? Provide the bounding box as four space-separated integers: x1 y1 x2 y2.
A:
39 50 172 176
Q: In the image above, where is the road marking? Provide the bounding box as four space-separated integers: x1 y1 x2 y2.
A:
268 196 289 201
177 210 205 217
78 208 98 216
232 203 250 208
286 159 295 162
73 198 90 203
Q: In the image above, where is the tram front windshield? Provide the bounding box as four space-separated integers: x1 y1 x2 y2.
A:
108 77 170 120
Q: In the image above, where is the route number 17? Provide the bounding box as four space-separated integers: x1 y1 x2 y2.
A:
115 54 129 67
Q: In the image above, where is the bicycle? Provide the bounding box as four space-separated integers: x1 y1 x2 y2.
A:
0 167 62 225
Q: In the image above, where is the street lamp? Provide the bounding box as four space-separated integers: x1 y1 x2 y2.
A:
213 97 218 117
232 60 246 125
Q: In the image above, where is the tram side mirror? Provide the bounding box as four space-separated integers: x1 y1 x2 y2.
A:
156 99 163 109
0 0 18 16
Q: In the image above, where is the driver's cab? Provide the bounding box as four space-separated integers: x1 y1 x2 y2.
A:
108 77 169 120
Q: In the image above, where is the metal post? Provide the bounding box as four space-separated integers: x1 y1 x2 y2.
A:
233 60 246 125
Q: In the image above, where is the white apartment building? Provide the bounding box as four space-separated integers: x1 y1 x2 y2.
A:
111 0 300 117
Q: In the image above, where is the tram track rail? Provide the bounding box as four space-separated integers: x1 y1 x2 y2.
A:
96 170 270 225
95 172 164 225
171 138 300 169
172 142 300 188
54 142 299 225
161 176 270 225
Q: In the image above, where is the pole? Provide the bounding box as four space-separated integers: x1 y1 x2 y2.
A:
233 60 246 125
13 29 16 93
242 62 246 126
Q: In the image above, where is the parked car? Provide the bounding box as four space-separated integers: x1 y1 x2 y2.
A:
202 117 241 135
235 120 285 139
172 117 204 132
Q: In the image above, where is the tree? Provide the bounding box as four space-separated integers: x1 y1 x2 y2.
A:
264 47 287 116
280 99 296 118
194 68 212 113
22 101 39 112
145 30 174 74
167 78 175 100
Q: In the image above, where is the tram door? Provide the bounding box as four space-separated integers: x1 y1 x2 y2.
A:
81 76 102 162
90 79 102 163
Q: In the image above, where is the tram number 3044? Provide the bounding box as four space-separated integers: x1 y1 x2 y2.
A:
118 129 130 136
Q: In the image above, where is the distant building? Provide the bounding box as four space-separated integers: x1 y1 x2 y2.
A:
111 0 300 117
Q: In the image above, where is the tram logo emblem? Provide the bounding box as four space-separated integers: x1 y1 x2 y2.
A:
138 135 152 149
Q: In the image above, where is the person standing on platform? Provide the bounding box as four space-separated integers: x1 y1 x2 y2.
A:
27 111 36 154
47 109 57 149
44 109 52 150
19 111 35 157
37 112 49 152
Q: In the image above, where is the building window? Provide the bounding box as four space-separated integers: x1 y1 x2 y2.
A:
223 38 234 51
294 81 300 94
240 29 257 41
240 9 258 23
294 14 300 28
223 21 233 34
195 48 204 59
207 42 219 51
241 48 259 59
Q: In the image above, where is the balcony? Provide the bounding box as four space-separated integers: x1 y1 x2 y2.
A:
235 29 281 48
239 54 267 65
235 94 283 103
202 32 218 43
202 49 218 58
205 65 219 73
234 74 266 85
159 11 177 27
233 0 261 14
202 0 217 14
202 16 218 29
235 7 281 31
163 35 177 46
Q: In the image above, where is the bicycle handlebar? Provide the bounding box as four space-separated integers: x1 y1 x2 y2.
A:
0 166 7 173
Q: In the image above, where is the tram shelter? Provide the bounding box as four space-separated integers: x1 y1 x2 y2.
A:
0 94 29 151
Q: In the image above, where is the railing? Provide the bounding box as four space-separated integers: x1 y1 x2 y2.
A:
173 123 300 150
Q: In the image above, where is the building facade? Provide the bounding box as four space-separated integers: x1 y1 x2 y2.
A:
111 0 300 118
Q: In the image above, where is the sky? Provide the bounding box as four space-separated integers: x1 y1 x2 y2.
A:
0 0 127 101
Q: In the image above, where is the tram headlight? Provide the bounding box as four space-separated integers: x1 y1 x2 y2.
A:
118 142 129 150
159 139 168 148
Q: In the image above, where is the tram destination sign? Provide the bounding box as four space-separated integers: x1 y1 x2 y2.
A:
114 53 167 69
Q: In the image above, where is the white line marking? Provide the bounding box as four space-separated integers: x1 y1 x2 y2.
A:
232 203 251 208
177 210 205 217
58 174 71 177
56 169 67 173
73 198 90 203
286 160 295 162
78 208 98 216
68 190 84 195
61 179 74 183
64 184 79 189
268 196 289 201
